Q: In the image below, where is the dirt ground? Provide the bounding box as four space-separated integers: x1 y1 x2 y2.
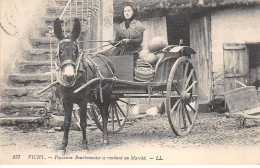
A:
0 112 260 165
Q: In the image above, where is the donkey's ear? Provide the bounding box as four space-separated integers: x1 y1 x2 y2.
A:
54 18 64 40
71 18 81 41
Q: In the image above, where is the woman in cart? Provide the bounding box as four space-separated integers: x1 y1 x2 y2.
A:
105 2 145 56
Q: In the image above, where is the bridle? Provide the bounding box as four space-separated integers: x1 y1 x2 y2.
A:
54 38 116 89
55 39 83 87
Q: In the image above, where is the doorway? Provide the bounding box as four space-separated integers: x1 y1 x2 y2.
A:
166 14 190 46
247 42 260 88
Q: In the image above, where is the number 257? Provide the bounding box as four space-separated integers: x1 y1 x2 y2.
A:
13 155 20 159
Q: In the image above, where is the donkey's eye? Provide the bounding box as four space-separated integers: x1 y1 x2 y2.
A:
73 50 77 55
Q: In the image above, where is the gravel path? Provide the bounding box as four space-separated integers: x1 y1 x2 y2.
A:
0 112 260 164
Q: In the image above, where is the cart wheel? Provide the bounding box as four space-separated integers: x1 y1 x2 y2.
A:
166 56 199 136
91 99 128 134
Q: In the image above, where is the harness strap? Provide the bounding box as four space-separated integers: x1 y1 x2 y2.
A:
83 55 110 79
82 54 117 102
60 60 76 67
83 55 98 78
94 55 114 77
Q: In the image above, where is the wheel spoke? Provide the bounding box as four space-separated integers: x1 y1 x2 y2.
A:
183 62 189 91
108 104 112 118
178 62 184 90
94 105 102 121
170 91 181 98
170 94 181 98
171 82 182 95
86 110 93 121
118 99 128 104
98 114 102 121
170 98 181 114
185 81 197 93
174 102 181 128
180 103 187 130
115 102 126 118
183 102 192 124
186 102 196 113
111 104 115 131
177 103 181 129
185 69 194 89
114 104 121 126
115 103 124 118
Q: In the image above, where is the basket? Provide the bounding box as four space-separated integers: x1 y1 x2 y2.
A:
134 60 154 81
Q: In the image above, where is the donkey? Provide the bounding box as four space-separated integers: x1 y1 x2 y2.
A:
53 18 114 153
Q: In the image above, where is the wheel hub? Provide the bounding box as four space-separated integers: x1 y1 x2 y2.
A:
181 92 191 102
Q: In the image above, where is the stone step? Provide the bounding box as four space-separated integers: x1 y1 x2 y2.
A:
38 26 71 37
43 15 85 27
19 61 55 74
22 49 56 61
30 36 84 49
9 73 52 87
46 5 88 17
0 102 47 117
55 0 84 6
0 87 51 102
0 116 48 127
30 37 58 49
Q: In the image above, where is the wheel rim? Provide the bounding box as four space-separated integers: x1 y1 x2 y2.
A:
91 99 128 134
166 56 199 136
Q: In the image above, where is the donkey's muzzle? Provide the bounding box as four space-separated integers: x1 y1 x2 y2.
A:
63 65 75 77
64 75 74 84
62 64 76 84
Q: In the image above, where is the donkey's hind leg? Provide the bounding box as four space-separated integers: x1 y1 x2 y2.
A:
78 101 88 150
61 101 73 153
98 103 110 145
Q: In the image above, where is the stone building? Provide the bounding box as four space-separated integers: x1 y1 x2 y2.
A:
113 0 260 103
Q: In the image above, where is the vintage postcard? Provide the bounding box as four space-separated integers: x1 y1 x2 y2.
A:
0 0 260 165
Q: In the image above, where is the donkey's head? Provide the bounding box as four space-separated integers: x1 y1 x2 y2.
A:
54 18 81 86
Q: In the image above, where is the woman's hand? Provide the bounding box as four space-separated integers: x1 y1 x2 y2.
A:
110 39 129 46
109 40 115 45
121 39 130 44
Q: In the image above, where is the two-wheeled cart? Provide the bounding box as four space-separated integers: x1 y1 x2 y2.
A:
75 46 199 136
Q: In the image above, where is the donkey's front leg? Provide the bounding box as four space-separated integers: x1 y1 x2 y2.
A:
60 101 73 153
100 104 110 145
78 101 88 150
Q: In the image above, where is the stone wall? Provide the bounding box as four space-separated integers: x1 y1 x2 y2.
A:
211 6 260 98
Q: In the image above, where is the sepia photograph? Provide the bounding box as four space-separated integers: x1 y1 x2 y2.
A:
0 0 260 165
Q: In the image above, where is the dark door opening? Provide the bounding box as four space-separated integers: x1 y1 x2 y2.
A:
247 42 260 88
166 15 190 46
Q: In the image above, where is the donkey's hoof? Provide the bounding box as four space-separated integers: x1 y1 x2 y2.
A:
59 145 67 155
82 143 89 150
99 139 109 146
103 139 109 145
58 149 66 155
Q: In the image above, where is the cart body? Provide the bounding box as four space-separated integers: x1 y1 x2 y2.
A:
87 45 199 136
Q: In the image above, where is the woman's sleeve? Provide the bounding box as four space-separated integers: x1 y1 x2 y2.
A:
128 32 143 45
114 30 121 42
110 30 121 46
